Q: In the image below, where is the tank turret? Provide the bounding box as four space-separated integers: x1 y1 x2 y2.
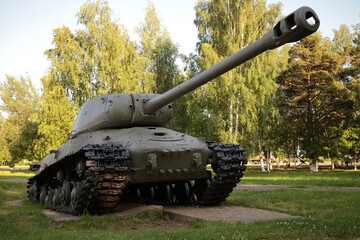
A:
28 7 319 215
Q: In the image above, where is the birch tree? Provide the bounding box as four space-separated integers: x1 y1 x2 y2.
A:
136 0 180 94
193 0 282 154
45 0 145 107
35 0 146 158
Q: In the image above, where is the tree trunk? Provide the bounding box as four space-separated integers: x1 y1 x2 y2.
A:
260 158 266 172
234 91 240 141
307 91 316 165
229 102 233 135
309 160 318 173
267 150 273 171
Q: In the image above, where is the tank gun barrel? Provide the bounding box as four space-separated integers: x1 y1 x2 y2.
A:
143 6 319 115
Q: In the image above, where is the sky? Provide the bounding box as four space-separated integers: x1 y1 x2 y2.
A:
0 0 359 92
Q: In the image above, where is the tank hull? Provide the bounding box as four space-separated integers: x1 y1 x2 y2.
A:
39 127 211 184
28 128 247 215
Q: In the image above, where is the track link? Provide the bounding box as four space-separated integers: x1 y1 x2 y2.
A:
196 142 247 205
27 144 130 215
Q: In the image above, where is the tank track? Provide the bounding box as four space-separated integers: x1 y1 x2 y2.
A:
27 144 130 215
194 142 247 205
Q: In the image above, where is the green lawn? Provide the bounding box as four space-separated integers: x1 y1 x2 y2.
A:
241 169 360 187
0 169 359 240
0 170 35 179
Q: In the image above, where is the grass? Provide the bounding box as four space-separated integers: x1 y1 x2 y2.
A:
0 170 35 179
0 164 30 169
241 168 360 187
0 169 360 239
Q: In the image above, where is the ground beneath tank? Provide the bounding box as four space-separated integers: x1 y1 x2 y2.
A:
40 203 299 224
163 205 299 224
5 176 358 226
2 178 27 183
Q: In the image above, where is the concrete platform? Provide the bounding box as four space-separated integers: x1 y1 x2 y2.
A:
41 203 299 224
42 209 80 222
164 205 299 224
42 204 163 222
114 203 163 216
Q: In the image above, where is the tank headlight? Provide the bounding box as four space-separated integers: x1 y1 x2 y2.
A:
146 153 157 169
192 153 202 167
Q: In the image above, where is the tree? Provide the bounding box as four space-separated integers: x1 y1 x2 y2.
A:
192 0 283 155
338 123 360 169
0 115 11 164
331 22 360 168
332 24 353 53
278 32 354 167
0 75 39 165
136 1 189 131
35 0 149 158
136 0 180 94
45 0 145 107
34 77 77 160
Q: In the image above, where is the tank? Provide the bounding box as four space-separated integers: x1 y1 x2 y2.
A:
27 7 319 215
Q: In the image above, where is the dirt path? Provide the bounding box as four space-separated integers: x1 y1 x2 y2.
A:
1 178 28 183
235 184 360 192
3 200 24 206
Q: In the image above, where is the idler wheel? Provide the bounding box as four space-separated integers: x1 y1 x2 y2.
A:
148 187 155 202
193 178 211 200
70 181 82 208
174 182 190 203
70 181 77 208
28 182 38 201
39 186 47 204
76 160 86 178
156 185 172 202
142 187 155 202
57 169 65 181
135 187 154 203
52 187 61 205
45 187 54 204
165 185 172 202
60 181 71 206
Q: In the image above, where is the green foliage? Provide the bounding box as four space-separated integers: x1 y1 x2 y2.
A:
34 80 77 160
45 0 145 106
332 24 353 52
278 32 353 161
35 0 155 158
0 75 39 165
191 0 283 155
322 24 360 161
136 0 180 94
0 115 11 163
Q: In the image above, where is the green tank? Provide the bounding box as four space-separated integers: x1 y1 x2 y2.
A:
28 6 319 215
